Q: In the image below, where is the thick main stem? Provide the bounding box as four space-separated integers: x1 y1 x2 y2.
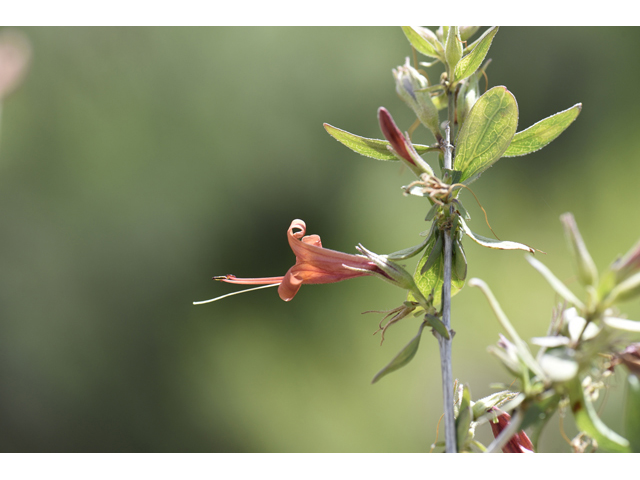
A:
438 101 456 452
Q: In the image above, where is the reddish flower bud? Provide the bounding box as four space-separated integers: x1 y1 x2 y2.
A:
489 408 534 453
377 107 434 176
619 343 640 378
378 107 415 165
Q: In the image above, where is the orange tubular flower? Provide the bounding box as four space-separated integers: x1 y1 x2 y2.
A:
489 408 534 453
217 219 387 302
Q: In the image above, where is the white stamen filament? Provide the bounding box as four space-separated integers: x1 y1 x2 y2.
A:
193 283 280 305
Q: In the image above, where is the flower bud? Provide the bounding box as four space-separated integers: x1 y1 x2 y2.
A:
392 58 441 140
377 107 433 176
459 26 480 42
560 213 598 287
489 408 534 453
445 26 463 75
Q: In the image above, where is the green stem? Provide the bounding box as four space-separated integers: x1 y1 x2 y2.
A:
436 89 457 453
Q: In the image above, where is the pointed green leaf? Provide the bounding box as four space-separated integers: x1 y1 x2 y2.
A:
452 199 470 220
455 86 518 185
568 377 631 452
453 26 498 83
625 374 640 452
453 238 468 280
526 255 585 309
463 26 492 53
560 212 598 287
413 230 465 308
456 384 472 452
386 235 431 261
372 322 425 383
401 26 443 60
459 217 534 253
604 271 640 306
425 313 449 339
324 123 435 161
424 203 439 222
421 231 443 274
503 103 581 157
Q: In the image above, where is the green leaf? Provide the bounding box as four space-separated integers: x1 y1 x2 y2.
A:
421 230 443 274
603 271 640 307
453 26 498 83
453 238 467 280
560 212 598 287
452 199 470 220
425 313 449 339
413 230 465 308
455 86 519 185
323 123 435 161
625 374 640 452
459 217 534 253
568 376 631 452
386 235 431 261
463 26 491 53
526 255 585 309
401 26 443 60
503 103 582 157
372 322 426 384
456 384 472 452
424 203 439 222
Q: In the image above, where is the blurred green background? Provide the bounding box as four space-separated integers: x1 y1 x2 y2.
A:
1 27 639 452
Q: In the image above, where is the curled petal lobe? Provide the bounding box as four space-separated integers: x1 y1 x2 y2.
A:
278 219 383 301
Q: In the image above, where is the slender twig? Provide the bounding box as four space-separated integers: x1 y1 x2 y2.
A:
437 94 456 451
